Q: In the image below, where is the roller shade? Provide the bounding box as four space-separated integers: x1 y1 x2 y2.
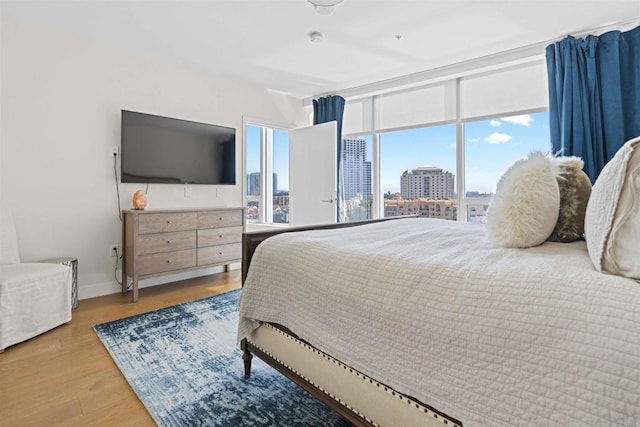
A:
461 61 548 120
342 97 373 136
374 81 456 131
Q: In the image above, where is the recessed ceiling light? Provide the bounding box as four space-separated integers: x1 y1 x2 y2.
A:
307 0 344 14
307 0 344 6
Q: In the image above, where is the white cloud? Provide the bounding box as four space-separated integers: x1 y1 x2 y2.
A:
489 119 501 127
501 114 533 126
484 132 512 144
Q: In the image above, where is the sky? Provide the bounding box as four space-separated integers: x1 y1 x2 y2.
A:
246 110 551 196
246 126 290 191
463 111 551 194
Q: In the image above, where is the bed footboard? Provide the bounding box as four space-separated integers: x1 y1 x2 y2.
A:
241 324 462 427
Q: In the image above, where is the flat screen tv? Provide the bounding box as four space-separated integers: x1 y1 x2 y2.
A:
121 110 236 185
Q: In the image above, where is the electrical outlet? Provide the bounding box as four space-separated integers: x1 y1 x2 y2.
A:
109 244 120 257
111 146 120 157
216 188 222 198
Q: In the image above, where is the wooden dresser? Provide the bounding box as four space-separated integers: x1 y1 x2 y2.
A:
122 207 245 302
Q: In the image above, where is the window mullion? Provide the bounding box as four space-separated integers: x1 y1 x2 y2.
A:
258 127 267 223
455 77 466 222
264 128 274 223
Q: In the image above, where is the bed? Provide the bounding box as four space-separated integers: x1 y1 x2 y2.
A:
237 139 640 426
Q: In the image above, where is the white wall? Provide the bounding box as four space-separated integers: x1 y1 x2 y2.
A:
0 15 309 299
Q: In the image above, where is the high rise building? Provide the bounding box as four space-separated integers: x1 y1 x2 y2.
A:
400 166 455 199
342 137 372 200
247 172 278 195
248 172 260 196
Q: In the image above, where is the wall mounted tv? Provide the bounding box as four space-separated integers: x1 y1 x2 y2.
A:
121 110 236 185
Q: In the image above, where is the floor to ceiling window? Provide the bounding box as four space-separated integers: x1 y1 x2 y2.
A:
245 123 290 225
340 59 549 223
272 130 289 224
379 124 457 220
463 110 551 222
342 134 373 222
247 59 550 227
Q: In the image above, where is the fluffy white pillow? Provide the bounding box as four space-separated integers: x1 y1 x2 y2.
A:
486 151 560 248
584 135 640 279
1 204 21 264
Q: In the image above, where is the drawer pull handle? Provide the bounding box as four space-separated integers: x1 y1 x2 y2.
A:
219 217 224 221
167 220 172 224
219 234 224 238
166 260 172 264
218 251 223 256
167 240 172 244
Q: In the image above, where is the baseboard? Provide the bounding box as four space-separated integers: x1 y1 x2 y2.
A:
77 264 239 301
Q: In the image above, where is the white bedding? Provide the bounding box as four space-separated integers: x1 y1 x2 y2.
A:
238 218 640 426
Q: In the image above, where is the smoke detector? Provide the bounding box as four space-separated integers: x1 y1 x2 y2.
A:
309 31 324 43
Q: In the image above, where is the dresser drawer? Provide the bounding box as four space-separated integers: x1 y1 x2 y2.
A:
197 243 241 266
137 231 196 255
138 249 197 276
138 212 197 234
123 207 245 303
197 226 242 247
198 210 243 229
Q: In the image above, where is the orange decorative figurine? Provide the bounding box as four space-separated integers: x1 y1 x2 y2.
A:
132 190 147 210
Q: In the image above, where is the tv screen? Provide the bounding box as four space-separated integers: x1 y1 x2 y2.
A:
121 110 236 185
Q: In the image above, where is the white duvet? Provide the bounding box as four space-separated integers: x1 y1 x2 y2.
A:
238 218 640 426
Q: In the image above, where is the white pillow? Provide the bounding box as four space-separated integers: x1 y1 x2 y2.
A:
486 151 560 248
584 135 640 279
1 204 21 264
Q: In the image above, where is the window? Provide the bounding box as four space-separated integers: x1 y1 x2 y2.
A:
342 135 373 222
341 59 549 223
380 124 457 220
245 123 290 225
463 110 550 222
272 129 289 224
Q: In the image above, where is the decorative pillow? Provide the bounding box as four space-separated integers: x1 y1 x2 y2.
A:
486 151 560 248
584 135 640 279
0 204 21 265
547 156 592 243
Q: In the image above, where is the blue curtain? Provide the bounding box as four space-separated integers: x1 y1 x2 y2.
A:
546 26 640 183
313 95 346 222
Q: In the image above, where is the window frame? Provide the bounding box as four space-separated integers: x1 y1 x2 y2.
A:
342 72 549 222
243 117 295 227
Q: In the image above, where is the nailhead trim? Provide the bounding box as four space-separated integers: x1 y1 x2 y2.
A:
248 324 461 427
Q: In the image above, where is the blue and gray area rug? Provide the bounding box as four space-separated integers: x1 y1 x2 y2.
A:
94 289 350 427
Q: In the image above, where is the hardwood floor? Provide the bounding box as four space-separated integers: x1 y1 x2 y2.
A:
0 270 241 427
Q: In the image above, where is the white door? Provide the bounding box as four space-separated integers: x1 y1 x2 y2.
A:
289 121 337 227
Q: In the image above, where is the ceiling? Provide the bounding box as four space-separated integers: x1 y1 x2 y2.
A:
1 0 638 100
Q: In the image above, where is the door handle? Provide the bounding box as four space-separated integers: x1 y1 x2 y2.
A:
321 196 335 204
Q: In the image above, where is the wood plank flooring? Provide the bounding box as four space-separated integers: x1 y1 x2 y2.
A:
0 271 241 427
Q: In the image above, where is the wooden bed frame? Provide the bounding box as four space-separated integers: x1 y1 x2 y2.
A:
240 217 463 427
